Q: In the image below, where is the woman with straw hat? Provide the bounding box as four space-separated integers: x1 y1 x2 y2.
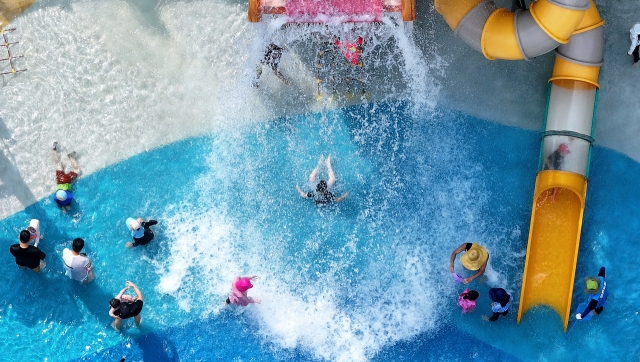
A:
449 242 489 284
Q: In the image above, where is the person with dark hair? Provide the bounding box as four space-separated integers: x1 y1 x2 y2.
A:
576 266 608 320
125 217 158 248
9 230 46 272
52 142 80 213
483 288 513 322
458 289 479 314
109 281 144 331
296 155 348 206
62 238 94 284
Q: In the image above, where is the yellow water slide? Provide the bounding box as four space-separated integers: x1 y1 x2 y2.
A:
434 0 604 330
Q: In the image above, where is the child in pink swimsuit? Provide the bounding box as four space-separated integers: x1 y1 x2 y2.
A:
225 276 261 306
458 289 479 313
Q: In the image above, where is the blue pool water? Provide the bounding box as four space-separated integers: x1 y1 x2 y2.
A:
1 101 638 361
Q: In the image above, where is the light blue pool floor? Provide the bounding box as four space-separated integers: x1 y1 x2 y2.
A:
1 101 638 361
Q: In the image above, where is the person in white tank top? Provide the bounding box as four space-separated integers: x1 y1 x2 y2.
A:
628 23 640 67
62 238 94 284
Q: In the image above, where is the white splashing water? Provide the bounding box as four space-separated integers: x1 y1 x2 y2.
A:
0 1 442 220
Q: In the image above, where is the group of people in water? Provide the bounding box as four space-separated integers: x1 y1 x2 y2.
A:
7 140 608 335
449 242 514 321
450 241 608 323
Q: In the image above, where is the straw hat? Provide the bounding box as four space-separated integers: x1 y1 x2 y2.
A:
460 243 488 270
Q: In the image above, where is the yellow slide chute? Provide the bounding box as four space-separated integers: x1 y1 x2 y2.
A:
434 0 604 330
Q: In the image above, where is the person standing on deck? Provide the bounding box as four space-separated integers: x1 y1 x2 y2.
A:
52 142 80 213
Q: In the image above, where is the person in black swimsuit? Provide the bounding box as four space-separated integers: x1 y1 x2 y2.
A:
297 155 348 205
125 217 158 248
10 230 46 272
109 281 144 331
253 43 291 87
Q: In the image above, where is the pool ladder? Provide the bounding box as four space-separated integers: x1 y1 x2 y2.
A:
1 28 27 76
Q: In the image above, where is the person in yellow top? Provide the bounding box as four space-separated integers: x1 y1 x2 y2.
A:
449 242 489 284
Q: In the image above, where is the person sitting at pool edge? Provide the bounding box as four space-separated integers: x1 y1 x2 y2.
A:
62 238 95 284
576 266 608 320
10 230 47 272
109 281 144 331
52 142 80 213
296 154 348 205
125 217 158 248
449 242 489 284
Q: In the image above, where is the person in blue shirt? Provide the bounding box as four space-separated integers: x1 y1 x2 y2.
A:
576 266 608 320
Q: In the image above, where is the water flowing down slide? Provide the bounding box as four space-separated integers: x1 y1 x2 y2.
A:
434 0 604 330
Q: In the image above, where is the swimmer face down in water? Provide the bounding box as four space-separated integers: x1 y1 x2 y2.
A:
296 155 349 205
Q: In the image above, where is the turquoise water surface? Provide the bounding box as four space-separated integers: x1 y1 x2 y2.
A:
1 102 638 361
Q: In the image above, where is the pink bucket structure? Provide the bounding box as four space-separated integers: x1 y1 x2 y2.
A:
248 0 415 23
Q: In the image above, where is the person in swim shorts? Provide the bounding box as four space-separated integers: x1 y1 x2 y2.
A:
62 238 95 284
52 142 80 212
296 155 348 206
225 275 261 306
449 242 489 284
109 281 144 331
10 230 46 272
125 217 158 248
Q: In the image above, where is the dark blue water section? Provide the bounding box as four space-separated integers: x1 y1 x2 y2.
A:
72 313 518 362
1 101 638 361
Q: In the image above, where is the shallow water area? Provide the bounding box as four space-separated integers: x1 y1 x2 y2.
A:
1 102 638 361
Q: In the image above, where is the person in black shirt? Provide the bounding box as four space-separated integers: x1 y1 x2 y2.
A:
297 155 348 206
10 230 46 272
125 217 159 248
109 281 144 331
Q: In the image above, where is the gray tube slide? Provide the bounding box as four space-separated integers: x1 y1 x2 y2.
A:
453 0 593 60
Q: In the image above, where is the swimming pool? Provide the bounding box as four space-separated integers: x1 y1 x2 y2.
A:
1 102 637 361
1 0 639 361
